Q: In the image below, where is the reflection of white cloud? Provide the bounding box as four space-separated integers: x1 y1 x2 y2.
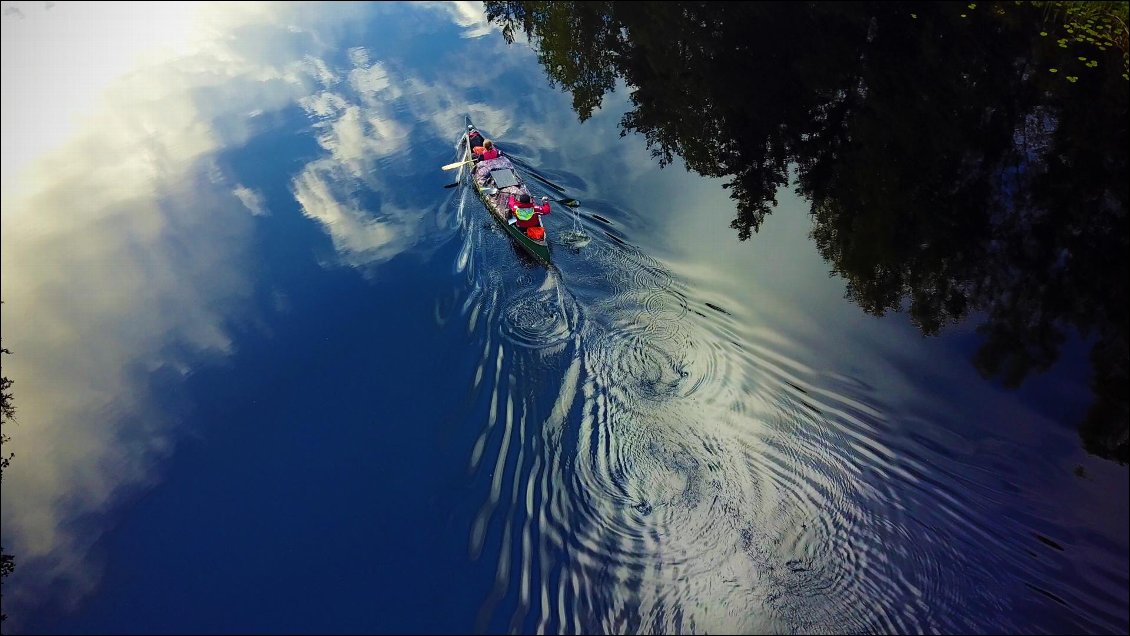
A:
420 1 495 39
0 1 370 626
1 1 206 182
233 184 268 216
293 50 420 268
289 36 531 272
319 103 408 171
1 129 256 623
303 54 340 87
349 59 398 97
284 3 552 271
299 90 350 119
293 163 409 266
0 0 531 626
348 46 371 68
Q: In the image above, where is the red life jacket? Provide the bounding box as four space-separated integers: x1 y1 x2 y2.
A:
481 148 500 160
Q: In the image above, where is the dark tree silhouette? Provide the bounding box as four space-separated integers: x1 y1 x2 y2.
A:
1 340 14 624
485 0 1129 462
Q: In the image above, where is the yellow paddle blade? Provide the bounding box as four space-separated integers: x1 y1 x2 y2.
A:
441 159 472 171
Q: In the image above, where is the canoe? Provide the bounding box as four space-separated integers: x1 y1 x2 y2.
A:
462 116 551 263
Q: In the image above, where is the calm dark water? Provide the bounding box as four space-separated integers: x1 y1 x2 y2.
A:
1 2 1126 634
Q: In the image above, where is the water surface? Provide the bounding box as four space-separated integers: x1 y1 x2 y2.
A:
1 2 1126 634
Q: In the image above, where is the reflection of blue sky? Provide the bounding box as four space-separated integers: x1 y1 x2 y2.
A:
2 1 1124 632
0 0 512 624
286 4 533 270
548 76 1091 434
514 66 1125 632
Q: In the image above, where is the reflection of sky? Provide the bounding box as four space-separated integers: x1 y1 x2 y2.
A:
569 78 1126 632
543 77 1095 435
0 0 510 626
1 1 283 614
2 1 1125 632
518 65 1125 631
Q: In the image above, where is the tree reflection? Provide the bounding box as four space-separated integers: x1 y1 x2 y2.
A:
485 1 1128 463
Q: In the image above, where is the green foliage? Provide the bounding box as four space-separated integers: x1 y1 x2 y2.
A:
1 340 12 623
0 549 10 624
1029 1 1130 77
483 1 1129 463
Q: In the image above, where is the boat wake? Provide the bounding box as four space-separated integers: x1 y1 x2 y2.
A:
435 139 1088 635
559 231 591 249
499 271 577 354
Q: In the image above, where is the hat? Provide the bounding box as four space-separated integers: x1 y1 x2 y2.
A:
519 193 531 204
467 125 474 130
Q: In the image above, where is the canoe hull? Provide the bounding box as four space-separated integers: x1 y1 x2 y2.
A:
463 117 551 264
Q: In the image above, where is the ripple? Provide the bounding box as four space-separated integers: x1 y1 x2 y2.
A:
559 230 592 249
566 410 754 570
643 288 687 322
498 274 579 353
451 192 1109 635
586 334 692 407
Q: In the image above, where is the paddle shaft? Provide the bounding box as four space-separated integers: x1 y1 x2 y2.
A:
441 159 473 171
507 155 568 194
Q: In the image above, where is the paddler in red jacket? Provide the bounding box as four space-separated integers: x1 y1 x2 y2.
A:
480 139 501 160
507 193 551 228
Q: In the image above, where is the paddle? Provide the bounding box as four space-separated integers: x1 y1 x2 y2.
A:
441 159 473 171
554 197 581 208
505 154 568 194
440 130 475 185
